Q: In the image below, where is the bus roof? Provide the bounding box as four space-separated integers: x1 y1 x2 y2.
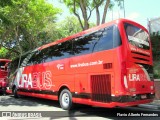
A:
39 18 148 50
0 59 11 62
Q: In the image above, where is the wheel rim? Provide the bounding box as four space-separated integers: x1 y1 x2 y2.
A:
61 92 70 108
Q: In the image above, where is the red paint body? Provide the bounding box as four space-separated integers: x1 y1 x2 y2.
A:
8 19 155 108
0 59 11 93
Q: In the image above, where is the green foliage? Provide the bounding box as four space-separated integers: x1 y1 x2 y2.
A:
0 47 9 58
56 16 83 38
150 33 160 61
150 33 160 78
60 0 106 29
0 0 61 59
0 0 123 60
0 0 12 7
38 16 85 45
40 16 95 43
153 61 160 79
60 0 123 30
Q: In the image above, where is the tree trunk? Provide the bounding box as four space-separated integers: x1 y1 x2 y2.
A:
102 0 110 24
15 26 23 54
96 6 100 25
93 0 103 26
79 0 89 30
73 0 84 30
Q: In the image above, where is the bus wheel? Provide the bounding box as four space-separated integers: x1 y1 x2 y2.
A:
2 87 6 95
13 87 19 98
59 89 73 110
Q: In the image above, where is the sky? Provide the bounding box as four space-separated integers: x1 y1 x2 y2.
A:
47 0 160 30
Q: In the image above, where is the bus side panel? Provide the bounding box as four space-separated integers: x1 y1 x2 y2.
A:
71 49 114 103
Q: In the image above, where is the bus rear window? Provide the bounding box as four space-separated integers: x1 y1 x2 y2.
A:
124 23 150 50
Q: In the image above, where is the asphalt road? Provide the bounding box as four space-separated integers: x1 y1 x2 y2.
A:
0 94 160 120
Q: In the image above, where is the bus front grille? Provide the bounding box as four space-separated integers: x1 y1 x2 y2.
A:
91 74 111 102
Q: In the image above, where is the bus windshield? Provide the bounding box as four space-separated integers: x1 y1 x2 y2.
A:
124 23 150 50
0 61 8 71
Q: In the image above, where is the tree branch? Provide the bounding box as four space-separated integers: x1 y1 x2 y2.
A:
87 6 92 21
1 43 20 54
73 0 84 30
102 0 110 24
93 0 104 25
79 0 89 30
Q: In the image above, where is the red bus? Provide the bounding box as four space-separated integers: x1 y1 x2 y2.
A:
0 59 11 94
8 19 155 110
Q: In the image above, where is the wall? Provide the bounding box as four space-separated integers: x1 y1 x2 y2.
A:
154 80 160 99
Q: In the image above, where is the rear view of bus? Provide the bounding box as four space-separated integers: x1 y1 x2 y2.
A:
114 19 155 106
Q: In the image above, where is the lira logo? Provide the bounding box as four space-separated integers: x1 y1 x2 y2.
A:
57 64 64 70
15 68 52 89
129 74 140 81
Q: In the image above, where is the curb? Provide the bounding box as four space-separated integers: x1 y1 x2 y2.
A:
138 104 160 110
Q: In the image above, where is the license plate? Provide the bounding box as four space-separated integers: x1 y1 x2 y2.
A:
141 95 147 99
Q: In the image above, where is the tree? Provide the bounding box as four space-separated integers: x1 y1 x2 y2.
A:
0 47 9 58
40 16 95 43
56 16 83 38
39 16 87 44
150 33 160 78
0 0 12 22
150 33 160 61
0 0 61 58
60 0 122 30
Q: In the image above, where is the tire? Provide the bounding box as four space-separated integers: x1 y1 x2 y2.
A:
59 89 73 110
2 87 6 95
13 87 19 98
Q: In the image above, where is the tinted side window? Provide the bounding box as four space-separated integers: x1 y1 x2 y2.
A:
10 59 19 73
8 54 28 78
0 61 6 71
73 32 98 56
113 25 122 48
93 26 113 52
43 40 73 62
51 40 73 61
28 41 73 65
25 25 120 66
0 61 6 67
8 58 20 77
21 52 35 67
27 50 44 65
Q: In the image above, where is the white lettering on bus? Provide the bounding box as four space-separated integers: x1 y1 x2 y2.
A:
129 74 140 81
16 69 52 89
70 60 103 68
57 64 64 70
44 71 52 89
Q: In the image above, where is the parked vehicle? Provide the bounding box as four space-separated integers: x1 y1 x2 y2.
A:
0 59 11 94
8 19 155 110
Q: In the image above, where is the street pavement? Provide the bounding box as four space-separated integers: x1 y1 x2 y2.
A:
0 94 160 120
